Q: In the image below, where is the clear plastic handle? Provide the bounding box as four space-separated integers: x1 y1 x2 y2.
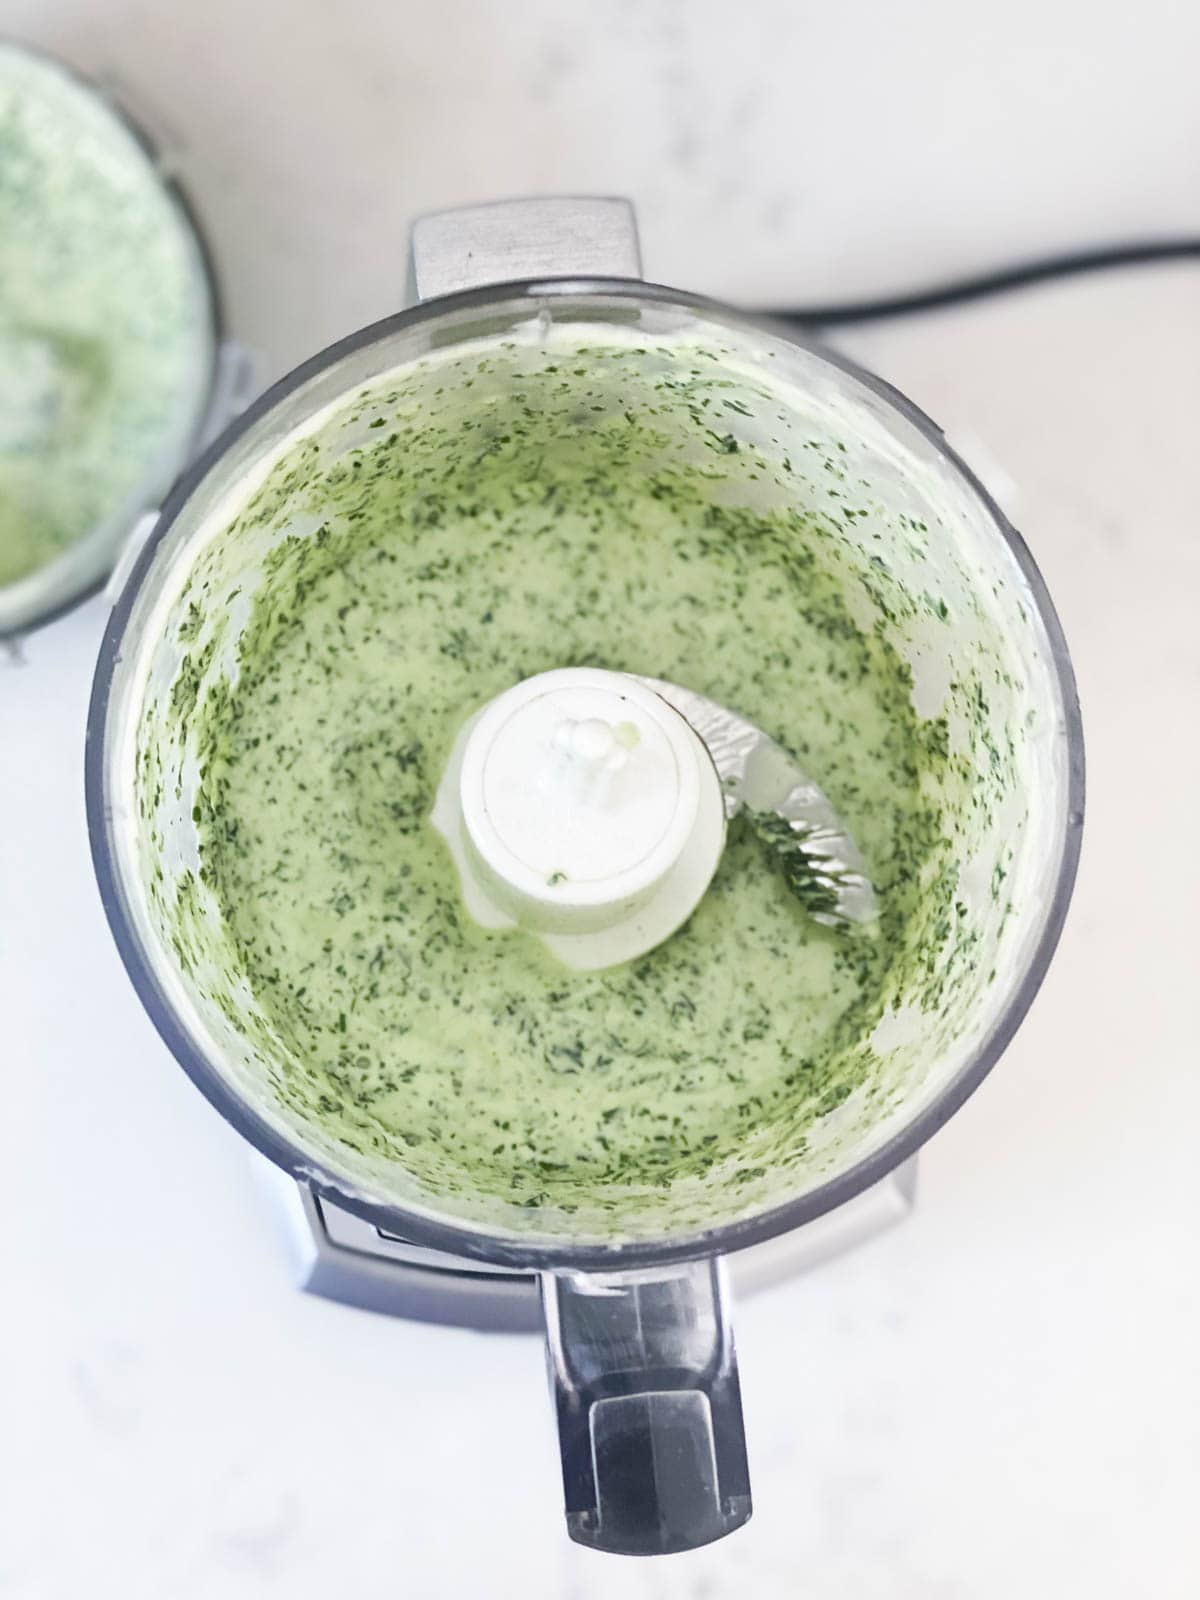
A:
541 1260 752 1555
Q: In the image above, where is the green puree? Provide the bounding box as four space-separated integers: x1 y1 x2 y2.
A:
176 341 956 1225
0 45 211 591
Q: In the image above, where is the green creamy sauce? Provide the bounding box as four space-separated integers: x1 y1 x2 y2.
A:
0 46 211 590
177 354 958 1219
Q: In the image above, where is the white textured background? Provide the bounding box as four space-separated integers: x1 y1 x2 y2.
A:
2 3 1198 1597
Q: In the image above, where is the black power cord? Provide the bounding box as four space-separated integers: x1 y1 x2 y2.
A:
766 237 1200 328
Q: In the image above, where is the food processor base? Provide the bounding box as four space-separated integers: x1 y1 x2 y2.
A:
254 1157 918 1331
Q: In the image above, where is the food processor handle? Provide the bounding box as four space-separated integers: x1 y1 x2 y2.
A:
405 195 643 304
541 1260 752 1555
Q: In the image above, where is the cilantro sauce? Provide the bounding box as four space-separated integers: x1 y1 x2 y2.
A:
0 45 212 594
134 322 1044 1242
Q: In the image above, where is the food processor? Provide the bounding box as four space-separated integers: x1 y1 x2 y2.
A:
86 196 1083 1556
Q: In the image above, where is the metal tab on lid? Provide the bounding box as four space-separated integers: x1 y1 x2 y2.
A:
637 677 879 929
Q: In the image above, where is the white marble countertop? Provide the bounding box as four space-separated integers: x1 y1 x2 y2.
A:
3 4 1198 1596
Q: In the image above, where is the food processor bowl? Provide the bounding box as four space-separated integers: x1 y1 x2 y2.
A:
87 198 1083 1553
